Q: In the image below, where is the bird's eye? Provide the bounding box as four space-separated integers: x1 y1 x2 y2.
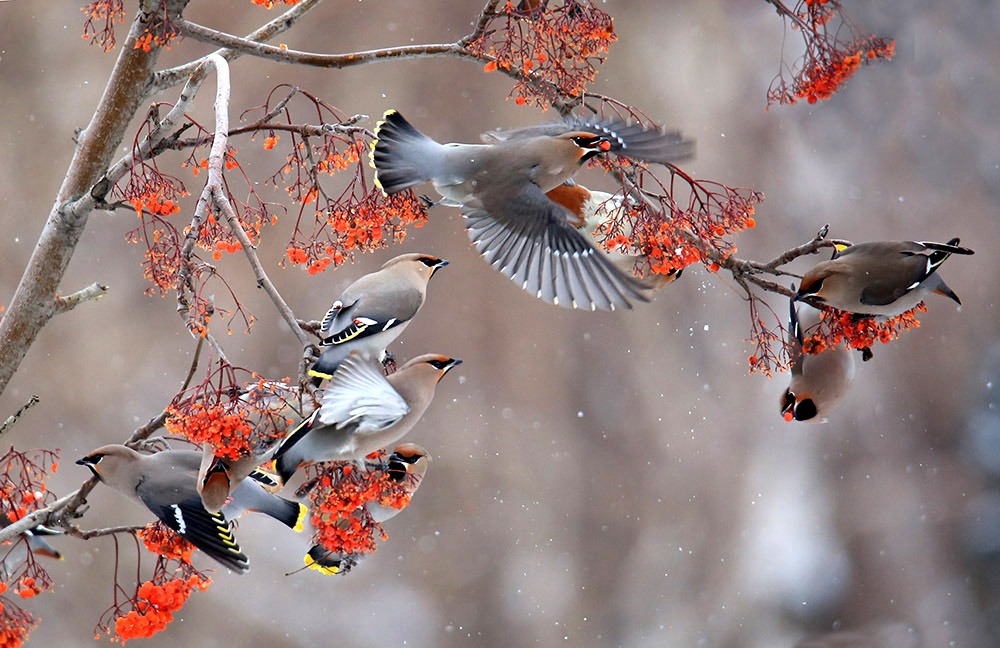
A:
90 453 105 463
427 359 448 370
571 135 599 148
390 452 420 465
781 390 795 412
801 277 824 296
386 460 408 482
795 399 818 421
418 257 439 267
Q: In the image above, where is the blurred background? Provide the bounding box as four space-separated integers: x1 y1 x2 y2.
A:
0 1 998 646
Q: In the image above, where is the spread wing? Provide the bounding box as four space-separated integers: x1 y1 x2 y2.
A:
483 118 695 164
316 355 410 430
464 182 649 311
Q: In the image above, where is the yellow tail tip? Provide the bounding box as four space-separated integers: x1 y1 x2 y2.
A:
293 503 308 533
304 555 340 575
307 369 334 380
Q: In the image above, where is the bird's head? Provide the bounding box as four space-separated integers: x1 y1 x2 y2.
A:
561 132 613 163
795 269 834 305
384 253 449 283
387 443 430 484
781 389 820 423
76 444 140 485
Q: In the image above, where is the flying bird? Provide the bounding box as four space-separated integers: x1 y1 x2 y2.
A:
370 110 694 310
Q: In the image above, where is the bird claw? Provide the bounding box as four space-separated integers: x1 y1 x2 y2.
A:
417 194 436 209
381 352 397 375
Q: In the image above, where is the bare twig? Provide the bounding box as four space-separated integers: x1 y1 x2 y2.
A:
0 395 40 436
53 282 109 315
174 1 563 106
64 524 145 540
151 0 325 93
192 54 312 356
763 0 810 31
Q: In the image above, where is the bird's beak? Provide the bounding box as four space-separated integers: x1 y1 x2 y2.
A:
437 357 462 380
431 258 449 276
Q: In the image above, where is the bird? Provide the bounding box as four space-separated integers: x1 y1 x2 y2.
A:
0 512 63 580
795 238 974 316
274 353 461 484
197 447 280 514
198 379 309 512
781 300 856 423
547 184 683 290
77 444 308 573
304 443 430 575
369 109 694 311
308 253 449 383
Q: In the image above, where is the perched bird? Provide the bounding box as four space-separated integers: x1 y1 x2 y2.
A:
0 512 63 580
548 184 683 290
78 445 308 573
275 354 461 483
197 446 280 514
199 378 308 512
795 238 974 316
309 253 449 383
304 443 430 575
370 110 694 311
781 300 856 423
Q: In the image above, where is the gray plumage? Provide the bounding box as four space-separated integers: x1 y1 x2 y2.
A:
77 445 307 573
371 110 695 311
309 253 448 383
275 354 460 483
796 239 973 316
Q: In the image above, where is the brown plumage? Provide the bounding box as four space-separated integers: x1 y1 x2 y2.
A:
546 185 683 291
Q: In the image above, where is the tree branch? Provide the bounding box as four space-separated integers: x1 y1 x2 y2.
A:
0 337 204 547
53 283 109 315
0 395 40 437
189 54 313 368
0 3 189 398
173 1 562 105
150 0 325 93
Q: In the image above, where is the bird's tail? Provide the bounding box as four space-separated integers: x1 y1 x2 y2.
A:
370 110 441 195
266 496 308 532
303 544 358 575
308 346 346 385
921 237 974 272
273 416 314 484
224 478 308 532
